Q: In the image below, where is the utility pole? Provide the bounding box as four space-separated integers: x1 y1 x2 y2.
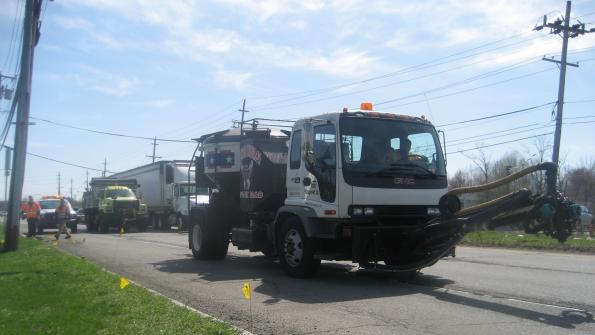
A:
5 0 42 252
535 1 594 165
70 178 73 199
85 169 89 191
239 99 248 136
4 147 11 201
102 158 107 177
146 136 162 163
57 172 61 196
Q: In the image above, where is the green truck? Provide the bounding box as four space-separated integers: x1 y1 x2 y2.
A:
83 178 148 233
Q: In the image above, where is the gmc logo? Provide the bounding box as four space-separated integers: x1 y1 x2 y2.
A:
394 177 415 185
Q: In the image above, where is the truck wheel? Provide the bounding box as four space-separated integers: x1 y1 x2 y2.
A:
189 212 229 260
70 223 78 234
37 227 44 234
277 217 320 278
160 214 170 230
99 216 109 233
86 215 96 232
137 219 147 232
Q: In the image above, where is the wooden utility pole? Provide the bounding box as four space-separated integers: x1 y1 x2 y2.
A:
239 99 248 136
4 0 42 251
145 137 161 163
535 1 594 166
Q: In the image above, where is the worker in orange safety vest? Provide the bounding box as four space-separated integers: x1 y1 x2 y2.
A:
54 198 72 240
20 195 41 237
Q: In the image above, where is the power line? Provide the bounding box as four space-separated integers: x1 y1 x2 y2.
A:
446 119 595 155
1 143 114 173
250 36 552 112
248 31 541 106
448 122 544 143
29 116 194 143
447 132 553 155
436 102 556 127
374 62 550 107
1 0 23 72
449 124 555 147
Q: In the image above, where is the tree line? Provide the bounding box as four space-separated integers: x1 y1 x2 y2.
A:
448 138 594 211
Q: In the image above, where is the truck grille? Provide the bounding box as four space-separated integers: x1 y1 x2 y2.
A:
114 200 139 211
375 205 427 218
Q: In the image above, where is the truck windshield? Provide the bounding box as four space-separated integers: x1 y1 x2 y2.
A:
105 189 135 198
340 117 446 187
39 200 60 209
178 184 207 196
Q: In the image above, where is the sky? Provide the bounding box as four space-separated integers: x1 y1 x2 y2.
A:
0 0 594 200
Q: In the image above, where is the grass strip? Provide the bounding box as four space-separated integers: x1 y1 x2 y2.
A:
0 237 237 335
461 230 595 253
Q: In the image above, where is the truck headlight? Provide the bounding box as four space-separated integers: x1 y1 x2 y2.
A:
427 207 440 216
352 207 363 216
364 207 375 216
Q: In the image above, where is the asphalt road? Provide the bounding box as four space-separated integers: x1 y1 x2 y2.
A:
31 224 595 335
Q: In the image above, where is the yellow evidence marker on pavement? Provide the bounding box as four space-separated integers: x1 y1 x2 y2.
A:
242 282 251 300
119 277 130 289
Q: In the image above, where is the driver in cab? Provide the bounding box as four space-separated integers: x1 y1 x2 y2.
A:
385 138 411 163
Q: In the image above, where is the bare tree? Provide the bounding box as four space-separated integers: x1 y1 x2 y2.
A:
463 147 491 184
449 169 472 189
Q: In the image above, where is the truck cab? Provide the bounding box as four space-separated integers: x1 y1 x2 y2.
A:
96 185 148 233
84 178 148 233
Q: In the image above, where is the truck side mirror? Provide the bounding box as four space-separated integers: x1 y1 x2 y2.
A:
303 143 316 168
166 165 174 184
302 121 315 168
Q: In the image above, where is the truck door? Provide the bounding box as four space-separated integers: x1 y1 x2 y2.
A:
286 129 305 201
286 121 338 214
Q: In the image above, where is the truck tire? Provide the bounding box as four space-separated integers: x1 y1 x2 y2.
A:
99 216 109 233
37 227 44 234
70 222 78 234
85 214 96 232
277 217 320 278
189 211 229 260
160 214 170 230
137 219 147 232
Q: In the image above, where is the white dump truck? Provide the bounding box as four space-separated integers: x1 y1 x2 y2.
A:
111 160 209 230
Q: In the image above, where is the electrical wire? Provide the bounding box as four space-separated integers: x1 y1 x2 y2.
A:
374 62 549 107
447 132 553 155
29 116 194 143
249 34 550 111
436 102 556 128
2 144 114 173
1 0 23 72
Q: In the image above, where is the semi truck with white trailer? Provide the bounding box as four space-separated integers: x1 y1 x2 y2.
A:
187 103 579 278
110 160 209 230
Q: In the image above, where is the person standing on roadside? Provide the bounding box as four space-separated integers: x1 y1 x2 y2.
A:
20 195 41 237
54 198 72 240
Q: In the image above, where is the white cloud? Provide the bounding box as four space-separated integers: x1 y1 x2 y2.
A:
49 65 140 96
213 0 325 20
213 68 253 90
150 99 174 108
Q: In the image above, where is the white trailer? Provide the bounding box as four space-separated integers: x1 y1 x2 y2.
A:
111 160 208 230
